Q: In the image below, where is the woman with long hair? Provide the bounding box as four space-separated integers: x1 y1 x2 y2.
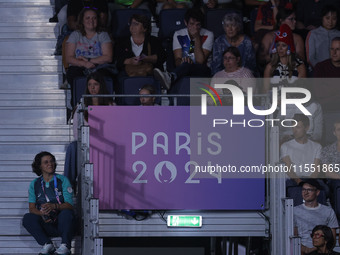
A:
65 7 113 107
263 24 306 93
73 72 114 140
258 4 305 69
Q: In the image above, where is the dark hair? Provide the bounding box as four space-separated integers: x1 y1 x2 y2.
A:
32 151 57 176
311 225 335 251
223 46 242 67
129 14 151 35
184 8 204 25
77 7 103 36
84 72 113 120
321 5 338 18
332 37 340 43
276 6 295 29
293 113 310 127
139 84 156 95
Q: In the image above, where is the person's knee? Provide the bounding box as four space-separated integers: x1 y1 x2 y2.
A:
58 209 74 222
23 213 40 228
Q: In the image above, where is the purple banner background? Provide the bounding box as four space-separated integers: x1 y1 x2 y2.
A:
89 106 265 210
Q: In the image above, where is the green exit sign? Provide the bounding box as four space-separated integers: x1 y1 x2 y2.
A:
167 215 202 227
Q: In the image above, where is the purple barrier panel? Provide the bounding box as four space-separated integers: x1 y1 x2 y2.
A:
89 106 265 210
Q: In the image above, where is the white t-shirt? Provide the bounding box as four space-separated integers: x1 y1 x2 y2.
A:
280 139 322 177
173 27 214 63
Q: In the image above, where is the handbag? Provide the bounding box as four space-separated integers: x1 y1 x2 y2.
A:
125 42 153 77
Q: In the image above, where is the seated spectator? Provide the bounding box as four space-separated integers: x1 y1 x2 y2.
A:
109 0 151 12
66 72 114 187
254 0 287 33
114 14 166 85
139 84 157 106
294 179 338 254
321 120 340 208
314 37 340 77
154 8 213 89
276 90 323 144
22 152 75 255
65 7 113 108
296 0 340 40
253 0 289 48
306 5 340 69
72 72 114 141
210 47 256 93
157 0 192 14
258 4 305 72
263 24 306 93
306 225 340 255
211 12 256 75
195 0 243 15
313 38 340 111
281 114 323 185
54 0 109 56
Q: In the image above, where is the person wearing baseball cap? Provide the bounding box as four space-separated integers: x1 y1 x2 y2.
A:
263 23 307 93
294 178 338 254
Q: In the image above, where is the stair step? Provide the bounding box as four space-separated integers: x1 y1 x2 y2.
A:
0 32 56 39
0 7 53 22
0 142 68 151
0 108 67 125
0 101 65 107
0 73 61 88
0 40 56 56
0 236 81 255
0 124 72 135
0 59 59 65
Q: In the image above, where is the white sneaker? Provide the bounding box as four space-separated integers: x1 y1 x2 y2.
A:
153 68 172 90
39 243 55 255
55 243 70 255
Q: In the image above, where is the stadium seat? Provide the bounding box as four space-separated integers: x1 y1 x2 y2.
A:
73 76 114 106
205 9 243 38
249 8 258 37
111 9 152 38
158 9 187 72
121 76 161 105
158 8 187 40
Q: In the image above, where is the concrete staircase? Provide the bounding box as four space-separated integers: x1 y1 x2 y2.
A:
0 0 74 254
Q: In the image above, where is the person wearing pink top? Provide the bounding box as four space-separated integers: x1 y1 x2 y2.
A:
210 46 256 93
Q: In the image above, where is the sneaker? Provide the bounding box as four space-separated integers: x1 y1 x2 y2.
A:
153 68 172 90
49 14 58 23
39 243 55 255
55 243 70 255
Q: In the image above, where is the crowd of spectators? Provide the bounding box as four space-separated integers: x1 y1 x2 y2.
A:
46 1 340 254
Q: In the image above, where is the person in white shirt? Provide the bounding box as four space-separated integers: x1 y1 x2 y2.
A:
154 8 213 89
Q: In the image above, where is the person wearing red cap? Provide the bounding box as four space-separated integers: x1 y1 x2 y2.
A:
263 23 306 93
258 4 305 74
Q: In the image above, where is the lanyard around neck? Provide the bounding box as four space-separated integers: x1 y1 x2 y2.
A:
41 175 61 204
